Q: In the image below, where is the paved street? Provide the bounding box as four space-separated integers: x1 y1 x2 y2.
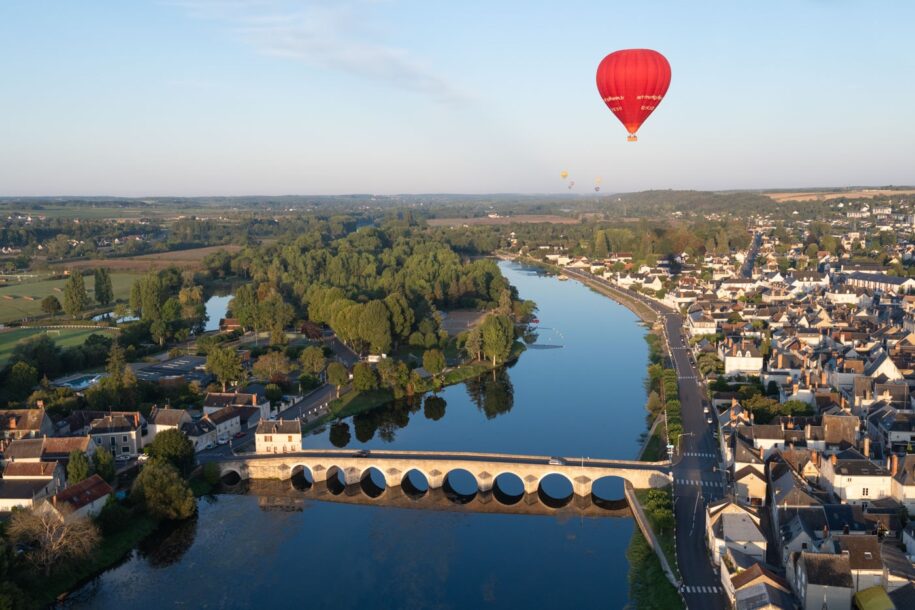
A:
563 268 727 610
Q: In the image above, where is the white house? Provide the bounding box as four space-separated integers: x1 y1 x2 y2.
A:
255 419 302 454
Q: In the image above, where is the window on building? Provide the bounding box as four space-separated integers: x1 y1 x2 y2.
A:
110 437 115 446
122 446 129 453
122 435 128 443
288 435 292 442
862 488 869 496
264 435 272 442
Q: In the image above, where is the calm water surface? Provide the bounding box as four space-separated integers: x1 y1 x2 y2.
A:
65 262 651 609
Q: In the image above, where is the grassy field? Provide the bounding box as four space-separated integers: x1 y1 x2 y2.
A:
0 272 139 323
0 327 120 364
51 245 243 272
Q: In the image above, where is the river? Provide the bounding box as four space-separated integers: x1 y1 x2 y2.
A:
63 261 651 609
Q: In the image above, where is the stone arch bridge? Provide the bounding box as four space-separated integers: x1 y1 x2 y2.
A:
215 449 671 498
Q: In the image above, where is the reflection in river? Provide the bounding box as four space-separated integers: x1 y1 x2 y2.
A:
231 478 632 519
65 261 651 609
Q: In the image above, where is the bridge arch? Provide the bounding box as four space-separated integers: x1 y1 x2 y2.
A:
325 465 347 495
220 468 244 487
290 465 314 491
359 467 386 498
590 475 629 510
401 469 429 499
443 468 477 504
537 473 574 508
492 472 524 505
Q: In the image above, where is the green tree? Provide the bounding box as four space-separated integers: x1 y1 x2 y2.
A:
93 446 116 483
131 461 196 520
265 383 283 404
299 345 326 377
63 272 89 318
146 428 196 475
67 450 92 484
41 294 62 317
422 348 446 386
8 361 38 401
94 267 114 306
252 350 292 383
359 300 392 354
206 346 245 392
481 314 514 366
327 362 349 398
352 362 378 391
464 327 483 361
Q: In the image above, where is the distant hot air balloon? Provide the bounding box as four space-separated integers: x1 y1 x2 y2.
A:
560 170 569 180
594 177 602 192
594 186 601 192
596 49 671 141
568 180 575 190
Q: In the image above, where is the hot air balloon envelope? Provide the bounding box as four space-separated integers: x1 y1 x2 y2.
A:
560 170 569 179
596 49 671 141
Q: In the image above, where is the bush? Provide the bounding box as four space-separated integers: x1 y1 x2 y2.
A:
96 498 133 536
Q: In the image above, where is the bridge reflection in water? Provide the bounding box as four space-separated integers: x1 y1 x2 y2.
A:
227 477 632 519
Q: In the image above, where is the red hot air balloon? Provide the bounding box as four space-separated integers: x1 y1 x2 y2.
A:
596 49 671 141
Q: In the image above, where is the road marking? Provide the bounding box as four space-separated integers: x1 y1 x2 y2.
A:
676 478 725 488
683 452 718 458
683 585 722 594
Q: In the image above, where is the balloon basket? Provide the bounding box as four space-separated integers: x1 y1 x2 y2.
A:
627 135 638 142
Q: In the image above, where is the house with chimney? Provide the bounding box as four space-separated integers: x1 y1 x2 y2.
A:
818 448 892 507
84 411 146 457
789 551 853 610
40 474 112 521
204 391 272 421
0 460 65 512
0 408 54 452
256 419 302 454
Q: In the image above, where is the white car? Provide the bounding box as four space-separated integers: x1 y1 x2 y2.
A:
137 454 150 463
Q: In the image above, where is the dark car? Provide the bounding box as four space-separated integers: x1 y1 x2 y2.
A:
233 431 246 439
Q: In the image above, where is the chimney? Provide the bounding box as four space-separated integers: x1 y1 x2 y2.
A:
891 454 899 477
812 451 819 467
252 394 257 406
831 454 838 466
787 420 794 430
8 417 16 430
759 446 765 461
863 436 870 458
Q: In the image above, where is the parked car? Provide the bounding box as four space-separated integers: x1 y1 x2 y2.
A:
703 406 710 414
233 431 245 439
137 454 150 463
706 417 713 425
217 436 229 445
205 442 215 450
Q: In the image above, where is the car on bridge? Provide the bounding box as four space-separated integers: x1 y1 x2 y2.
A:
548 456 566 465
354 449 370 457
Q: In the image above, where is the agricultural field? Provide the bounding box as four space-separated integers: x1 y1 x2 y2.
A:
764 188 915 203
50 244 243 272
0 327 119 365
0 272 140 324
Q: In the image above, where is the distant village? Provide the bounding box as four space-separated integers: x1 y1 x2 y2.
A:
518 202 915 609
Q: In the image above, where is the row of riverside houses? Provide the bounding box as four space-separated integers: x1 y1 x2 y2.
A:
542 230 915 609
0 385 273 516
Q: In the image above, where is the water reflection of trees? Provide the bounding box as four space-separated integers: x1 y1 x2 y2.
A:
423 395 446 421
465 368 514 419
329 422 351 447
138 514 198 568
352 396 421 444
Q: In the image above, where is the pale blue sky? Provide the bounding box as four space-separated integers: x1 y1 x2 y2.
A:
1 1 913 196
